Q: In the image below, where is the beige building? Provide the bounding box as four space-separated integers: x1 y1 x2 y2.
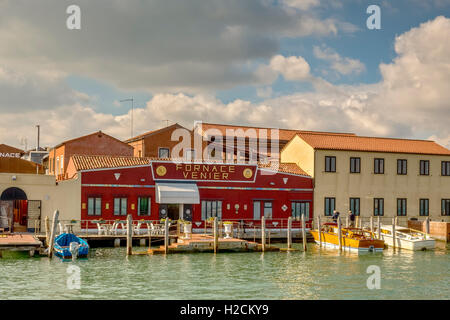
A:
0 173 80 232
281 132 450 223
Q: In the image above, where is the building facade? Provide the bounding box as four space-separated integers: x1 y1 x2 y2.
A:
125 123 201 159
48 131 134 180
69 155 313 229
281 133 450 223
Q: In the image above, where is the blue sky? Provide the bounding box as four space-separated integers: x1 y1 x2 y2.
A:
0 0 449 148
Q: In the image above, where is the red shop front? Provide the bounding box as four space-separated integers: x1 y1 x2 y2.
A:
80 160 313 229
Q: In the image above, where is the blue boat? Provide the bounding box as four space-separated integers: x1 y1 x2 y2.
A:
54 233 89 259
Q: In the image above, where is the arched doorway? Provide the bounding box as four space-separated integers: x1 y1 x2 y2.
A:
0 187 28 232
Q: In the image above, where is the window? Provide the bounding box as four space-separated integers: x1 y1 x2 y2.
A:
114 198 128 216
60 155 64 170
374 158 384 174
349 198 360 216
201 200 222 220
374 198 384 216
324 197 335 216
158 147 170 159
56 157 59 175
87 197 101 216
442 199 450 216
350 157 360 173
291 201 310 219
397 159 407 175
397 198 407 216
442 161 450 176
325 156 336 172
138 197 151 216
263 201 273 218
419 160 430 176
419 199 429 216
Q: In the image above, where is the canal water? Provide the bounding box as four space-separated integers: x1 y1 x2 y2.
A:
0 243 448 300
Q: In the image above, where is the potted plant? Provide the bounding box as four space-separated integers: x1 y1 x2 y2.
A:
223 221 233 239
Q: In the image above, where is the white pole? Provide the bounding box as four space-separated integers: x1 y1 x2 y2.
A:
48 210 59 258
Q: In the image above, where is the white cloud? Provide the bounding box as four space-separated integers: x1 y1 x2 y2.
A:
1 15 449 152
0 0 356 94
314 45 366 75
282 0 320 11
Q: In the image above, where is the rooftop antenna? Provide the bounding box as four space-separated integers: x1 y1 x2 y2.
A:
163 120 170 127
120 98 134 138
36 124 40 151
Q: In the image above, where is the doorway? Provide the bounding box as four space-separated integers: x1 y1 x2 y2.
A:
159 204 180 220
0 187 28 232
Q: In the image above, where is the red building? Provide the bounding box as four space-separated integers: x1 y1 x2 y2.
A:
70 155 313 229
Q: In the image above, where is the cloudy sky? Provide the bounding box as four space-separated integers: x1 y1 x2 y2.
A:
0 0 449 149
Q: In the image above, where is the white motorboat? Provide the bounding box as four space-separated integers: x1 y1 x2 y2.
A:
377 225 435 251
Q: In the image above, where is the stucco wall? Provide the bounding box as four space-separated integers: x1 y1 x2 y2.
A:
0 173 81 229
313 150 450 222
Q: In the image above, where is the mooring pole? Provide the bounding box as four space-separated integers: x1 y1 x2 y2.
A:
337 216 342 251
301 214 307 251
261 216 266 252
164 218 169 254
48 210 59 258
318 215 322 247
213 217 218 254
126 214 133 256
392 217 396 250
346 215 349 228
370 216 374 233
45 216 50 246
287 217 292 249
377 216 381 239
425 217 430 234
148 223 152 249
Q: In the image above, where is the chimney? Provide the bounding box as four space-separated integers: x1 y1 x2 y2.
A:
36 125 40 151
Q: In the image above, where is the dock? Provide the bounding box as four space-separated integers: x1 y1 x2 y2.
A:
146 234 280 254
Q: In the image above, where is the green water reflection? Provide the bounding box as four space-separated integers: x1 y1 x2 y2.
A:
0 243 448 300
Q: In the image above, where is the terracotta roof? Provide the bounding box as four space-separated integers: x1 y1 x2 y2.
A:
124 123 190 143
199 122 356 142
258 162 310 177
296 132 450 156
54 131 132 149
69 154 310 176
0 144 24 154
70 155 151 171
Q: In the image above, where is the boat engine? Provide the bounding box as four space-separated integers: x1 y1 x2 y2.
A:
69 242 80 259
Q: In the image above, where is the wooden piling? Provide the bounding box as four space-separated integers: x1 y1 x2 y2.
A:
148 225 152 248
425 217 430 234
45 216 50 246
287 217 292 249
301 214 307 251
377 216 381 239
164 218 169 254
48 210 59 258
261 216 266 252
355 216 359 229
346 215 349 228
370 216 374 233
318 215 322 247
126 214 133 256
337 216 342 251
392 217 396 250
213 217 218 253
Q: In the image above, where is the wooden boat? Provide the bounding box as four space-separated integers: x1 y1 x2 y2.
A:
54 233 89 259
311 223 384 252
377 225 435 251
